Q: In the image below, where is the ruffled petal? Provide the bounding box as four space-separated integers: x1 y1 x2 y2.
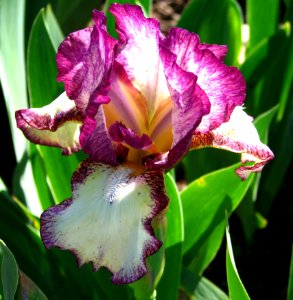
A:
56 10 117 112
190 106 274 180
143 43 210 170
109 4 170 118
40 160 168 284
15 92 83 155
159 41 210 147
164 27 246 132
109 121 153 151
80 107 118 165
198 44 228 61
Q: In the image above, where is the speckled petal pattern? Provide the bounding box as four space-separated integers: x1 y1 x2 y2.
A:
190 106 274 180
57 10 117 112
41 160 168 284
15 92 83 155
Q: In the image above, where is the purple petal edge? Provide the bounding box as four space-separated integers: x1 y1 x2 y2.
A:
109 121 153 150
40 160 169 284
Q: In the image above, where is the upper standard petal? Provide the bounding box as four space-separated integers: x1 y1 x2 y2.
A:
109 4 170 119
164 27 246 133
57 10 117 112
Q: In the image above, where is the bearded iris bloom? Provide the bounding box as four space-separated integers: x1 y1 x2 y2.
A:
15 4 273 284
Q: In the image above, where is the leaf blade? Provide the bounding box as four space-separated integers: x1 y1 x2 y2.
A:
226 216 251 300
0 240 19 300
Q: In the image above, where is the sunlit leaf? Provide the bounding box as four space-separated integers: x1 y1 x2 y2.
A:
156 173 184 300
247 0 280 51
30 144 55 210
181 164 254 270
27 6 80 204
0 0 27 160
226 216 251 300
0 0 42 215
27 6 63 107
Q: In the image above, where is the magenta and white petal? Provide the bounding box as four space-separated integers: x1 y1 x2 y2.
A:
15 92 83 155
56 10 117 112
105 63 149 136
164 27 246 132
80 108 118 165
109 122 153 151
190 106 274 180
159 45 210 147
198 44 228 62
109 4 170 117
143 45 210 170
41 160 168 284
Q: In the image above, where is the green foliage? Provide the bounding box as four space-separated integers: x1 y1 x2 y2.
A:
181 164 254 274
225 216 251 300
0 0 291 299
0 240 19 300
178 0 243 66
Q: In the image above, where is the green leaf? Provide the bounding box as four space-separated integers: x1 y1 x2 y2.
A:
30 145 55 210
27 6 80 204
0 178 8 195
226 216 251 300
177 0 243 66
0 0 41 215
247 0 280 51
0 193 54 295
27 5 64 107
182 148 239 183
256 70 293 215
156 173 184 300
240 27 288 95
52 0 102 35
243 25 291 117
0 0 27 160
287 244 293 300
0 240 19 300
187 222 226 274
181 268 229 300
181 164 254 269
36 147 79 204
254 105 278 143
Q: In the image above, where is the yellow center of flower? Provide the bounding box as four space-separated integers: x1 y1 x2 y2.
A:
102 76 173 164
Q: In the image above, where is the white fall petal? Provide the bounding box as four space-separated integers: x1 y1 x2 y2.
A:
41 160 167 283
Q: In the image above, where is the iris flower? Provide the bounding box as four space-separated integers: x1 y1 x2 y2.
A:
16 4 273 284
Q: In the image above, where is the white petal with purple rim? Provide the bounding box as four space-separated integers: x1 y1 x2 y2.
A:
41 161 168 284
191 106 274 180
15 92 82 155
